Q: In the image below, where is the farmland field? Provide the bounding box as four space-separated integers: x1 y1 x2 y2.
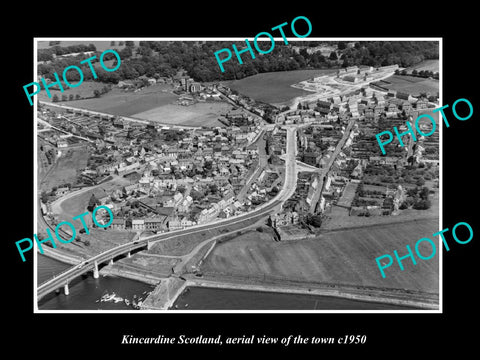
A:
381 75 439 95
223 69 339 105
201 218 439 293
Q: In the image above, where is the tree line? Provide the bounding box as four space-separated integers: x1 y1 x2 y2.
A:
37 40 439 85
38 43 97 61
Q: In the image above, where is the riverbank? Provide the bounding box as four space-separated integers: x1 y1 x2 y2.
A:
38 247 438 311
40 246 83 266
183 275 438 310
38 246 162 286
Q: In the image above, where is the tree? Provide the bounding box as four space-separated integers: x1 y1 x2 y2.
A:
416 177 426 186
413 199 431 210
87 194 99 211
52 94 59 103
40 191 49 203
337 41 347 50
69 94 74 101
190 189 204 201
93 89 101 98
329 51 338 60
419 186 430 200
75 94 81 100
110 41 116 46
209 183 218 194
306 214 322 227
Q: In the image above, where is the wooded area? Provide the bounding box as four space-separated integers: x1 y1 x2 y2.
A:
37 41 439 85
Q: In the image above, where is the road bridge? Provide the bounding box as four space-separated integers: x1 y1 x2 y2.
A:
37 128 298 302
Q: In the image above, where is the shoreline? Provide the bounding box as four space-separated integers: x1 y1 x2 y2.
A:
38 247 164 286
39 248 439 310
180 276 439 310
38 245 439 310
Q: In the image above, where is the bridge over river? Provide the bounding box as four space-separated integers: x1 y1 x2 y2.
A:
37 127 298 302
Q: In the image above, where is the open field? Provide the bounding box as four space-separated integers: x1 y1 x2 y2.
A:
201 218 439 294
223 69 338 105
149 229 221 257
37 81 109 103
132 101 233 127
54 177 132 221
39 147 89 192
381 75 439 95
57 84 178 116
324 186 439 230
406 60 439 73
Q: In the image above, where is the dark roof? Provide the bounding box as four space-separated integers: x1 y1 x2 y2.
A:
156 207 175 217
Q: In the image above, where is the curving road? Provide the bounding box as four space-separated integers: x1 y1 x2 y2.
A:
37 127 297 301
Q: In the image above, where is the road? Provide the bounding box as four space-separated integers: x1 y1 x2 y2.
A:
308 117 356 213
37 128 298 300
37 117 95 143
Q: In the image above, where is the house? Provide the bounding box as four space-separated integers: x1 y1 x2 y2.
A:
55 186 69 197
343 75 357 83
144 217 167 231
387 90 397 98
402 102 412 112
190 82 201 93
110 218 126 230
396 91 411 101
131 219 145 231
387 103 398 112
415 99 428 110
302 152 321 166
56 139 68 148
374 105 384 115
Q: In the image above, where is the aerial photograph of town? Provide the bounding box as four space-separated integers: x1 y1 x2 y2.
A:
35 39 440 311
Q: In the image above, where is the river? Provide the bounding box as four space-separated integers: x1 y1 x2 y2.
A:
37 255 154 310
171 286 419 310
38 255 420 311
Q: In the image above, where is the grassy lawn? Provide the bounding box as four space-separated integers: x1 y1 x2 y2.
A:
57 84 178 116
39 147 89 193
406 60 439 73
223 69 338 105
116 254 179 276
50 228 136 258
37 81 109 103
55 177 131 221
149 229 220 256
132 101 232 127
201 218 439 293
382 75 439 95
